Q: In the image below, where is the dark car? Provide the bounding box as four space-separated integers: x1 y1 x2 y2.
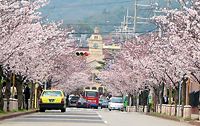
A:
76 98 91 108
101 99 108 109
68 96 79 107
99 99 103 106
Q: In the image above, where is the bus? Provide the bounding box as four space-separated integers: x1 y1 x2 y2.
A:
83 89 99 109
84 85 105 95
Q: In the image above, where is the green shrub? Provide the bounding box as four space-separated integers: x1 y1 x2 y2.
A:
12 109 18 112
149 103 153 111
0 110 7 115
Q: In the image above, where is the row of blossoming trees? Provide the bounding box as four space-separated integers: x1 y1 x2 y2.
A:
0 0 91 111
100 0 200 115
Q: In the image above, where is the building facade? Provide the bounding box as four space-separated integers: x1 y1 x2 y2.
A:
87 27 104 74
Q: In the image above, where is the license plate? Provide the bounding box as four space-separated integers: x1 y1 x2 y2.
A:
88 100 96 103
49 99 55 102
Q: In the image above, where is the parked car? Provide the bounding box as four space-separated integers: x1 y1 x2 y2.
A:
39 90 66 112
101 99 108 109
68 96 79 107
99 99 103 106
76 98 91 108
108 97 124 111
68 94 75 101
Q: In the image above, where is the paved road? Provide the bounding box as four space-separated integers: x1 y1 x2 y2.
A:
98 110 192 126
0 108 193 126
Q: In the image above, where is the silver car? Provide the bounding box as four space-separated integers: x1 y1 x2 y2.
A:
108 97 124 111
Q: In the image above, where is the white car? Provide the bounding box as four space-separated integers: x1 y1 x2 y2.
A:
108 97 124 111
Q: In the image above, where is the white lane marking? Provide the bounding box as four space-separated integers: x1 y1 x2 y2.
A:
97 112 108 124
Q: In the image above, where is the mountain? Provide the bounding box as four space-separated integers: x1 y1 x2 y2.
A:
39 0 186 35
40 0 135 21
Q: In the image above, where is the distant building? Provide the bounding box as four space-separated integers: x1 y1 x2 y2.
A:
75 27 121 73
103 41 121 52
86 27 104 74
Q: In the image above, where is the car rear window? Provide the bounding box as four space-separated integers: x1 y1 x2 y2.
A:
42 91 62 97
78 99 86 102
110 98 123 103
71 96 79 100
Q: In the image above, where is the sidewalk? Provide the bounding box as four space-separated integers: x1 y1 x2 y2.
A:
146 112 200 126
0 109 38 121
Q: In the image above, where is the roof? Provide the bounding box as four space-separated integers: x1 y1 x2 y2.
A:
103 40 112 43
103 46 121 50
95 27 98 30
76 48 89 51
103 50 113 59
84 89 98 92
92 33 101 35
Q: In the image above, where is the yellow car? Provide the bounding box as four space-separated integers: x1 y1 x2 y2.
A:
39 90 66 112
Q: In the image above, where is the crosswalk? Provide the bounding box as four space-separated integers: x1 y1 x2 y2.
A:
0 108 107 126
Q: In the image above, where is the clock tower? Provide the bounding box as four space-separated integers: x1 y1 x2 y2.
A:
87 27 104 73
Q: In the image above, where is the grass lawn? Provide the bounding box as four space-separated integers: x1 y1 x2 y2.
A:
0 108 38 116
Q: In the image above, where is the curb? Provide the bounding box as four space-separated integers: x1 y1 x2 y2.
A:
0 110 39 121
146 112 200 126
189 121 200 126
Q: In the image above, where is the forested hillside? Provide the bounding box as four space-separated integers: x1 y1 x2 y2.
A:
39 0 183 35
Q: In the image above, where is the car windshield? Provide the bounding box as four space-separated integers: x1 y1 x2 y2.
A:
42 91 62 97
85 91 98 97
110 98 123 103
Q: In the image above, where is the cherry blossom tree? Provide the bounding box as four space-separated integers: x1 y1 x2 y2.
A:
0 0 91 110
148 0 200 114
0 0 53 110
50 55 92 94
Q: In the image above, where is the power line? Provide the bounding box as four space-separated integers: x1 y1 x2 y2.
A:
61 23 121 26
41 1 135 9
70 28 157 35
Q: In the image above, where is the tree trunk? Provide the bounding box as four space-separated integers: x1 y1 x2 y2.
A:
133 92 137 106
174 86 179 116
0 65 3 111
139 90 149 111
181 78 187 117
159 83 164 113
153 88 158 112
16 79 23 110
15 74 26 110
30 80 34 108
156 88 160 112
0 79 4 111
5 76 11 111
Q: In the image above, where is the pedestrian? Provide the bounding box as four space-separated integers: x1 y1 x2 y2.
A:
163 94 168 104
23 83 30 110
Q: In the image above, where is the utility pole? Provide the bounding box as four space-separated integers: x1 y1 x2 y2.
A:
168 0 171 10
112 8 133 42
181 0 184 12
133 0 137 37
133 0 152 37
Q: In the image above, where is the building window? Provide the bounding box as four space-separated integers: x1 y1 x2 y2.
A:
94 36 98 39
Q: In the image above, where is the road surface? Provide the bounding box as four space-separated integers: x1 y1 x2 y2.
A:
0 107 193 126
